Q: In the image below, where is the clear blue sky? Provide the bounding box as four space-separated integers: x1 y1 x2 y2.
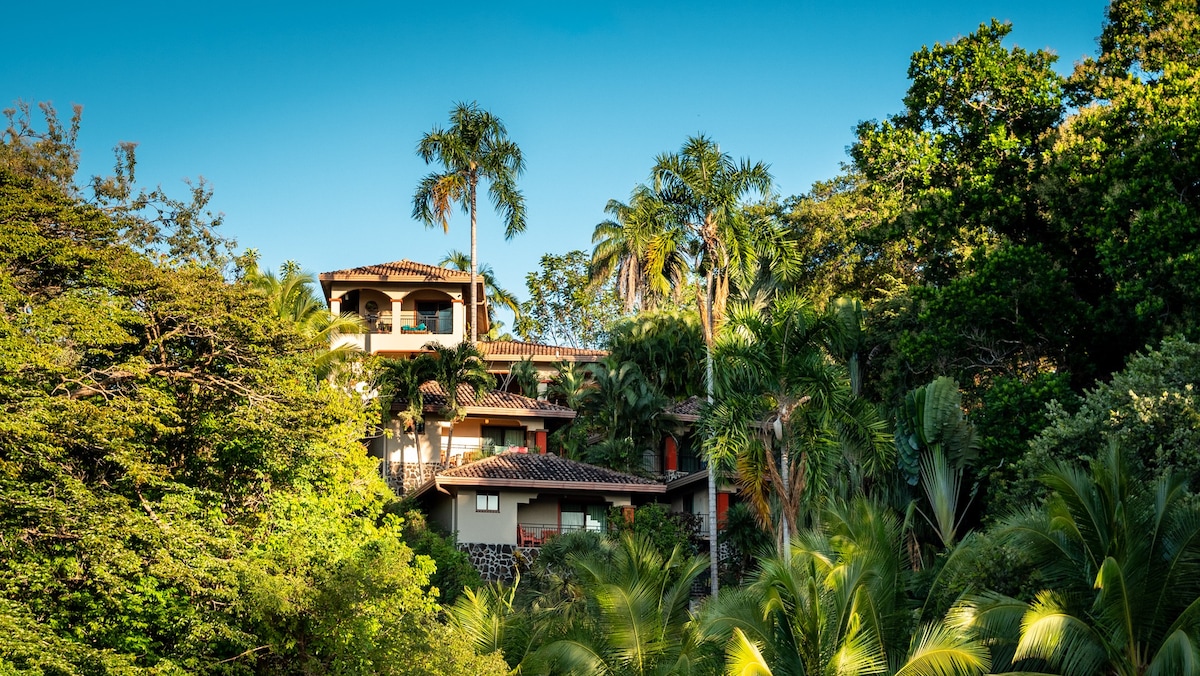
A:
7 0 1107 329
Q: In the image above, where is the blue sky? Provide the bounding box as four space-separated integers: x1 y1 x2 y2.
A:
8 0 1107 329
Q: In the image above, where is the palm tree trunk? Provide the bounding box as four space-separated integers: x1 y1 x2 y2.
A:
443 422 456 466
705 272 719 598
469 174 479 345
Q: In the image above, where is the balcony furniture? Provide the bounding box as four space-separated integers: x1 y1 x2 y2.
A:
518 525 543 547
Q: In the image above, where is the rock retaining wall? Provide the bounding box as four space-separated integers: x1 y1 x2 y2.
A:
459 542 540 583
384 461 446 495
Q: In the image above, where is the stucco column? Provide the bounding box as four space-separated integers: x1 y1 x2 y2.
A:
452 298 466 341
330 297 341 314
535 430 548 454
390 297 403 335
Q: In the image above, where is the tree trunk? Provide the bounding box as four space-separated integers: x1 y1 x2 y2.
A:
469 174 479 345
443 421 456 466
705 272 719 599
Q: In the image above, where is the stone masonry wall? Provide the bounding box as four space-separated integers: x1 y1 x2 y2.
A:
384 461 446 495
460 543 540 583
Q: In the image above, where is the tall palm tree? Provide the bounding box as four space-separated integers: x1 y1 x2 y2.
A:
653 134 772 596
534 533 709 675
413 102 526 344
439 249 523 332
699 498 991 676
705 292 891 554
425 341 495 464
951 443 1200 675
244 260 365 378
590 184 688 313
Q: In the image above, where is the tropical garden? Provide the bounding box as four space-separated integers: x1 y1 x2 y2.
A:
3 0 1200 674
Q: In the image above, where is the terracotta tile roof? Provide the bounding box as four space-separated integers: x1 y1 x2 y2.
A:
319 259 471 282
419 381 576 418
440 451 660 485
480 340 608 358
663 396 704 422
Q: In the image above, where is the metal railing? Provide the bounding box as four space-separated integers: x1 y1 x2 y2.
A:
516 522 600 546
354 311 454 335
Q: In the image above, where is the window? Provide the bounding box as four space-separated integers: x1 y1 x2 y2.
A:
561 503 606 532
476 491 499 512
416 301 453 335
482 426 526 450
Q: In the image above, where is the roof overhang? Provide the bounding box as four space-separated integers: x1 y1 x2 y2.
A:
437 476 665 493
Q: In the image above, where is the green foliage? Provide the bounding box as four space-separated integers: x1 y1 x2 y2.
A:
0 118 503 674
506 357 540 399
1013 336 1200 505
579 357 669 474
698 499 989 676
606 309 705 400
972 371 1080 516
717 502 772 587
397 509 481 605
954 444 1200 674
706 293 891 541
518 249 625 349
607 503 699 561
852 20 1064 283
533 533 710 676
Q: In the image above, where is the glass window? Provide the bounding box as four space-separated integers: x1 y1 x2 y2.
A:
482 426 526 450
476 491 499 512
561 503 606 532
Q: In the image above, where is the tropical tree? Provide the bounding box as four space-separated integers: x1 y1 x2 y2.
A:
952 443 1200 675
425 341 496 464
440 248 523 331
590 183 688 313
379 353 439 479
606 309 706 401
699 499 991 676
534 533 709 675
413 101 526 344
653 134 773 595
243 257 366 377
518 250 625 349
579 357 668 475
894 377 980 550
704 293 891 553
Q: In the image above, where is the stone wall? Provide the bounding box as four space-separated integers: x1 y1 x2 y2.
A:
459 542 540 583
384 461 446 495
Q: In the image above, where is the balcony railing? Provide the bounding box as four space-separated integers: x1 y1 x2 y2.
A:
516 522 600 547
356 311 454 335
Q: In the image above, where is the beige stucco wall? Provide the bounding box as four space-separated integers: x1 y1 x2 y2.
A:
377 414 550 465
516 498 559 526
453 489 540 545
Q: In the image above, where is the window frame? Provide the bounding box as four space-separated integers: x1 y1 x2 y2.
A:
475 490 500 513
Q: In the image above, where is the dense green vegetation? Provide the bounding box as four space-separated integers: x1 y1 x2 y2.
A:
0 105 505 674
5 1 1200 674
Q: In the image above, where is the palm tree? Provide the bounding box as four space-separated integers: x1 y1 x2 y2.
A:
413 102 526 344
580 357 669 475
439 249 523 333
704 292 891 555
699 498 991 676
244 260 365 377
590 183 688 313
534 533 709 675
653 134 773 596
951 443 1200 675
379 354 438 480
894 377 979 551
425 341 495 464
